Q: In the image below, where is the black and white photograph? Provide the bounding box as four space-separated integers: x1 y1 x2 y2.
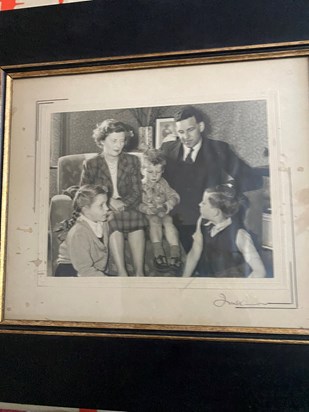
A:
49 102 272 280
1 55 308 329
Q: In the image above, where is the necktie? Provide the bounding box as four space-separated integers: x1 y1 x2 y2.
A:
185 148 194 163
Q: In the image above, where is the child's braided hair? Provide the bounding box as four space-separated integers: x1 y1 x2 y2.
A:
54 184 109 241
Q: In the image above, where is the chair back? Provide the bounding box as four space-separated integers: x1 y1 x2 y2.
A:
50 153 96 274
57 153 97 194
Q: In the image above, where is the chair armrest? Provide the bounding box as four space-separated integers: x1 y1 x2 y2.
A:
49 194 73 275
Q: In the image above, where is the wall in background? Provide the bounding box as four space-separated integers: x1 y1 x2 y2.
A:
50 101 268 197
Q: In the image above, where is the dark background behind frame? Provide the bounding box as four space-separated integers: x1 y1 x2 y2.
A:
1 0 309 410
0 0 309 65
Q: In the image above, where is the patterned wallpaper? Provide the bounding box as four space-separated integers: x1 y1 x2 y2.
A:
156 101 268 167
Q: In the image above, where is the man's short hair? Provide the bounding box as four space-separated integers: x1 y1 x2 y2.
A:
174 105 204 123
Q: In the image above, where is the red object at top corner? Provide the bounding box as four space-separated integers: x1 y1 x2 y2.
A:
0 0 24 11
79 409 98 412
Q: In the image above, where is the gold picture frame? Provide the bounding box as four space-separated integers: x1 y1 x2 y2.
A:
1 42 309 343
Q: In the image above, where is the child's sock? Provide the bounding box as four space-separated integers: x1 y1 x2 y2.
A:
170 245 180 258
153 242 165 257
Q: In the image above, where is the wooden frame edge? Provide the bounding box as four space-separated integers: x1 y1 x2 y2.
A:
0 328 308 345
0 74 12 323
1 39 309 71
3 48 309 80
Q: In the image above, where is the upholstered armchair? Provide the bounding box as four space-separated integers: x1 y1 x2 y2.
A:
49 153 97 273
49 152 145 274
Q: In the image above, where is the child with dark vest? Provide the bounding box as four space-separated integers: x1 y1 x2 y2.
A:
183 184 266 278
139 149 182 274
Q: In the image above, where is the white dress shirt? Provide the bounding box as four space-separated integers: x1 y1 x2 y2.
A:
182 139 202 162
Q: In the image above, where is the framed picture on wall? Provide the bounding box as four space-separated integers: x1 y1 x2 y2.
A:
1 45 309 342
155 117 177 148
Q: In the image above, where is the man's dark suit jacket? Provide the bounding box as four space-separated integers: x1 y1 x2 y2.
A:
161 138 262 226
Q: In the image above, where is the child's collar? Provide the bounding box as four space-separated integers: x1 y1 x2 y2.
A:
79 215 104 238
204 217 232 237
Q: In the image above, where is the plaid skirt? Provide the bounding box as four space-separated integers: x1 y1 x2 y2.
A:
108 208 148 234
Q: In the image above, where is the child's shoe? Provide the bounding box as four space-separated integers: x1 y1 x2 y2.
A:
169 256 183 275
153 255 169 272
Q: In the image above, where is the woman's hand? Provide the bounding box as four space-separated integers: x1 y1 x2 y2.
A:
110 198 126 212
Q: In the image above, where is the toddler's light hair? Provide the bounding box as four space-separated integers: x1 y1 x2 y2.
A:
142 148 166 169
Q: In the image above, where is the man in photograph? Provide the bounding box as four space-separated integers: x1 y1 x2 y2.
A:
160 105 263 253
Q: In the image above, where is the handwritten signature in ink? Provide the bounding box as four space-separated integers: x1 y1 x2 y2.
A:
213 293 270 308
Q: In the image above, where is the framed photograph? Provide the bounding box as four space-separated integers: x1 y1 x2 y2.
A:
155 117 177 148
1 45 309 342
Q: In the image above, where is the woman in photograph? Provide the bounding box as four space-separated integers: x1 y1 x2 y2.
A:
80 119 147 276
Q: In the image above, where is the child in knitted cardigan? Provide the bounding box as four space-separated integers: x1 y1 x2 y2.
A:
139 149 182 274
55 184 111 277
